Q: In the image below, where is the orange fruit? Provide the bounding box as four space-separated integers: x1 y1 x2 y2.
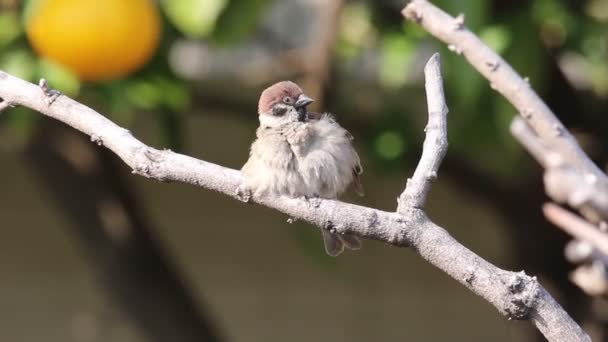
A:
26 0 161 81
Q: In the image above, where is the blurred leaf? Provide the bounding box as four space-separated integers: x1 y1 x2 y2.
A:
0 12 21 48
162 0 228 38
479 25 511 54
339 2 375 49
0 48 36 80
154 76 191 111
125 79 162 110
374 131 405 160
503 13 546 91
380 33 415 88
38 58 80 96
103 81 132 115
442 51 485 109
212 0 271 45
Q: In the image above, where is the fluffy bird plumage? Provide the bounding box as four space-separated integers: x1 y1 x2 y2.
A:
242 81 363 256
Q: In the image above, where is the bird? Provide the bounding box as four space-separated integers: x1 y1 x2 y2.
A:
241 80 363 256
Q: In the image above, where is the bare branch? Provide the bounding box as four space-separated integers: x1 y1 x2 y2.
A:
402 0 607 190
543 203 608 256
510 117 556 168
0 69 589 341
512 118 608 222
398 53 448 212
402 0 608 315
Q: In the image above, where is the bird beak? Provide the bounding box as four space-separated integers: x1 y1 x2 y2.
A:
294 94 314 109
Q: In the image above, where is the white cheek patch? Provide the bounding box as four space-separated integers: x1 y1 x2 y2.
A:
259 114 281 127
259 109 298 128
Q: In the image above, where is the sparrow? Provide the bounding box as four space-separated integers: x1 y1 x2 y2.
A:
242 81 363 256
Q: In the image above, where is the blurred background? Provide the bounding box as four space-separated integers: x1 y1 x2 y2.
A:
0 0 607 341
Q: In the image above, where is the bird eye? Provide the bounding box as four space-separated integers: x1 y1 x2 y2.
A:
283 96 293 104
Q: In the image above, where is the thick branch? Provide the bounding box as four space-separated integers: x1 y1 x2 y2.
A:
402 0 608 191
0 69 588 341
398 53 448 212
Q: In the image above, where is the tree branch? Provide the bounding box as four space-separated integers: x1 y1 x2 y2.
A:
0 64 589 341
398 53 448 212
543 203 608 257
402 0 608 200
402 0 608 316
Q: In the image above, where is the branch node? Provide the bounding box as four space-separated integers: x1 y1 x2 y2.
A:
403 4 423 24
365 210 379 228
324 220 336 233
521 109 533 119
90 134 104 146
38 78 61 106
453 13 465 30
485 59 500 72
235 184 252 203
306 196 322 209
553 123 564 137
144 148 164 162
447 44 463 55
464 265 476 284
504 271 539 320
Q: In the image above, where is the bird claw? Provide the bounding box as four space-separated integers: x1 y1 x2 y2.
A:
39 78 61 106
236 184 252 203
303 195 322 209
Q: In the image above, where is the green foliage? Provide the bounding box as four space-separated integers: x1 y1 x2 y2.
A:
162 0 228 38
211 0 272 45
38 58 80 96
0 12 21 48
374 131 406 160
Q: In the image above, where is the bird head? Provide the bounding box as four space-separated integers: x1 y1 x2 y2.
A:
258 81 314 128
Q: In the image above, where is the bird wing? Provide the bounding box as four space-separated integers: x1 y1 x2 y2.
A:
309 111 364 197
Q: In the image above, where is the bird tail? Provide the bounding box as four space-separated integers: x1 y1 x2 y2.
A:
321 230 362 257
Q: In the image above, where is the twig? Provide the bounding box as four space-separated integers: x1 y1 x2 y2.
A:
0 66 588 341
398 53 448 211
543 203 608 256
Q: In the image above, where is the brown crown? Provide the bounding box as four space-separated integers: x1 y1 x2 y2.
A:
258 81 303 114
